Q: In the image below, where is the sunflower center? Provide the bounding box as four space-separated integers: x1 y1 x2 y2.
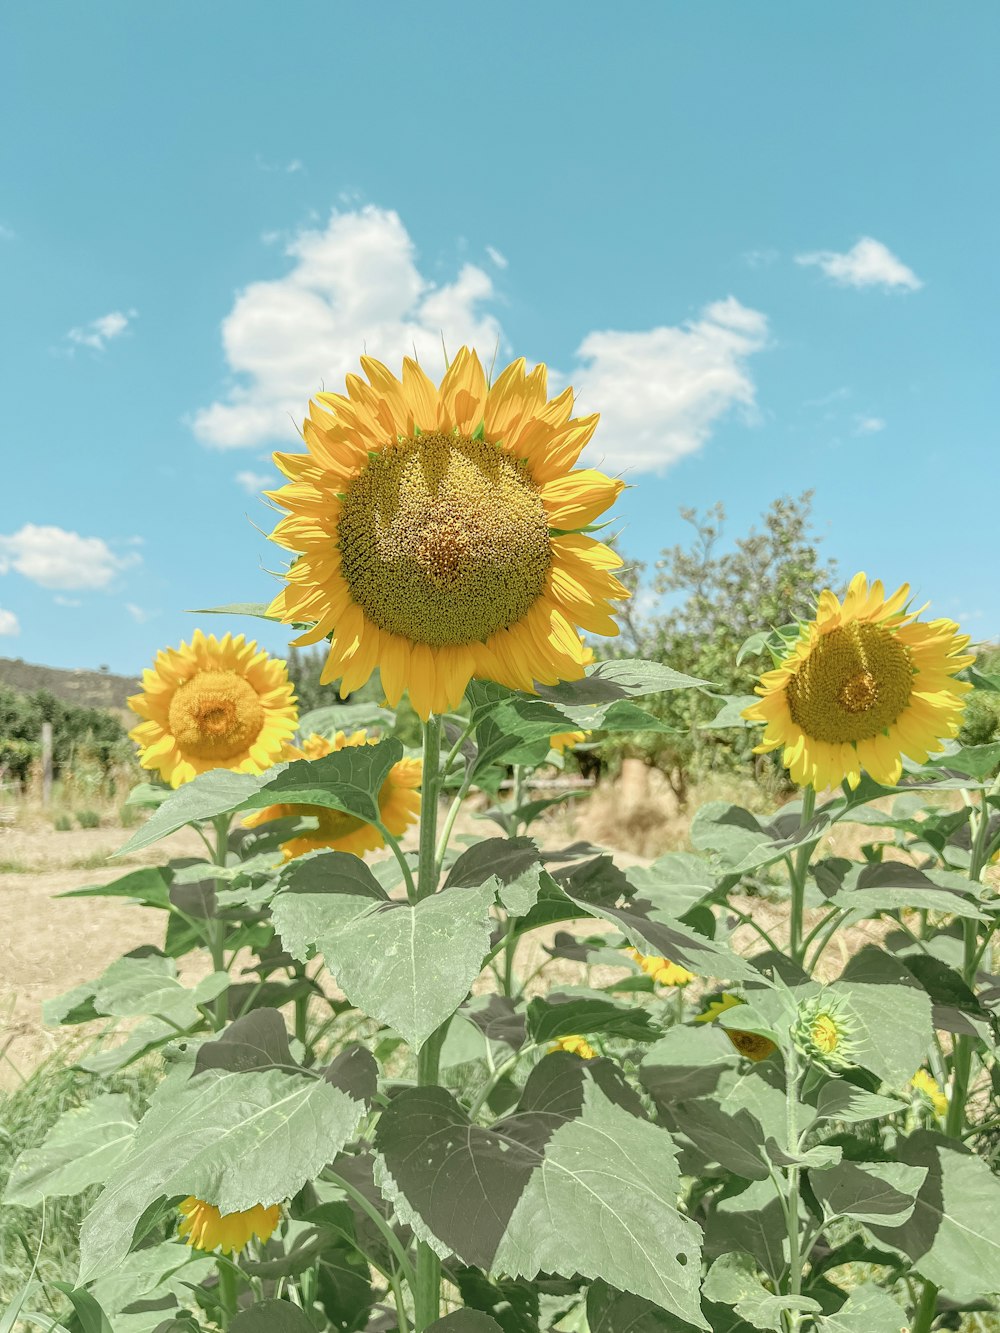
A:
337 432 551 646
168 671 265 760
810 1015 839 1053
785 622 914 744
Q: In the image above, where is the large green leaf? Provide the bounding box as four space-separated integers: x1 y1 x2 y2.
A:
639 1025 739 1102
834 948 934 1085
230 1303 316 1332
535 658 709 714
239 741 404 823
586 1281 683 1331
88 1243 214 1333
812 1080 907 1125
117 770 268 855
444 837 545 915
189 602 275 619
375 1056 706 1325
555 855 758 982
702 1252 820 1331
49 1285 114 1333
817 859 984 921
298 700 396 735
815 1283 910 1333
812 1159 927 1226
78 1067 368 1282
624 851 719 917
91 954 228 1028
427 1314 504 1333
868 1131 1000 1300
4 1095 137 1206
691 800 833 875
272 859 496 1049
526 991 658 1044
57 867 172 910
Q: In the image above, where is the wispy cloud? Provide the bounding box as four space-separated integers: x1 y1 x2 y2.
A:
853 415 886 435
255 153 305 174
795 237 922 291
125 603 154 624
235 470 273 494
53 595 82 607
0 223 15 242
0 524 140 590
0 608 20 636
193 205 769 476
66 308 138 352
743 247 779 269
572 298 770 474
486 245 508 269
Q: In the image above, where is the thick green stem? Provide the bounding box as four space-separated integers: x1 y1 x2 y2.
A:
789 786 816 967
413 715 445 1329
911 1276 939 1333
217 1256 239 1328
207 815 231 1031
782 1041 804 1330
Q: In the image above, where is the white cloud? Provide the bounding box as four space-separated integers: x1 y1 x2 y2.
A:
53 595 82 607
0 524 140 590
0 608 20 636
192 206 502 449
486 245 508 269
235 469 273 493
853 415 886 435
66 308 138 351
572 297 770 474
743 248 779 269
125 603 153 624
795 237 922 291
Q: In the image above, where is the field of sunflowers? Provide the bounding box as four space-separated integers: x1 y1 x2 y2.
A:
3 349 998 1333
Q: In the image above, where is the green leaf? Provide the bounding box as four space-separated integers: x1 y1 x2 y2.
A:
821 860 984 921
273 861 496 1049
188 602 275 620
526 991 658 1044
78 1067 368 1283
240 740 404 823
49 1285 114 1333
812 1080 908 1125
639 1025 739 1102
702 1252 820 1331
77 1018 179 1076
88 1242 214 1331
701 695 758 729
536 658 710 710
691 800 832 875
453 1267 539 1333
270 851 388 960
194 1010 296 1077
117 770 268 855
834 948 934 1085
624 851 718 917
91 954 228 1028
376 1057 706 1325
868 1131 1000 1301
444 836 545 914
555 855 758 982
426 1314 504 1333
298 700 396 735
812 1159 927 1225
815 1283 910 1333
229 1303 316 1332
587 1281 682 1331
4 1094 137 1206
57 867 172 909
925 740 1000 780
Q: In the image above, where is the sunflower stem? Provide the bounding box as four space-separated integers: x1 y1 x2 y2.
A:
417 716 442 900
216 1255 239 1327
207 815 232 1031
788 786 816 967
782 1040 805 1333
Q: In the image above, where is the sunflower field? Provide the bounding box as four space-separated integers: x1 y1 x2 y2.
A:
4 349 1000 1333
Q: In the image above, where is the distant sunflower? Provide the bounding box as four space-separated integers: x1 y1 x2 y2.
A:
266 349 628 719
178 1196 281 1254
128 632 298 788
627 948 695 988
911 1068 948 1119
549 1034 598 1059
744 574 973 790
550 729 588 754
243 729 421 860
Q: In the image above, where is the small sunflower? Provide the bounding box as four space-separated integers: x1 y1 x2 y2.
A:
911 1068 948 1119
794 994 857 1067
178 1196 281 1254
549 1034 598 1059
128 632 298 788
551 729 589 754
243 729 421 860
744 574 973 790
695 992 777 1063
265 349 629 719
627 948 695 988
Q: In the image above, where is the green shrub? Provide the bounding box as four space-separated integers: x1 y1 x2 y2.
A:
53 812 72 831
75 809 100 829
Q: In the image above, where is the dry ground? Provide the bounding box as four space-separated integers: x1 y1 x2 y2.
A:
0 780 941 1090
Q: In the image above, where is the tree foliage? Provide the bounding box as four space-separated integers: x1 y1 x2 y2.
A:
0 685 129 785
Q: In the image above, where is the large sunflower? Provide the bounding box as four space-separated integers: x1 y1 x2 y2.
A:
243 729 421 860
744 574 973 790
265 349 629 719
128 631 298 787
178 1196 281 1254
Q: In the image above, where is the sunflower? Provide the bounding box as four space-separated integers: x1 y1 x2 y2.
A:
695 992 776 1063
128 632 299 788
626 948 695 988
265 349 629 719
550 729 589 754
744 574 973 790
178 1196 281 1254
911 1068 948 1119
549 1034 598 1059
243 729 421 860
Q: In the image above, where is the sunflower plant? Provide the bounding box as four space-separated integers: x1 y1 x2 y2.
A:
5 350 1000 1333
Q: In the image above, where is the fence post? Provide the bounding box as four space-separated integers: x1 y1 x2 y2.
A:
41 721 53 807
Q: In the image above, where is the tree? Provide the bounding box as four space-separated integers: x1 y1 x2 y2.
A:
602 492 841 800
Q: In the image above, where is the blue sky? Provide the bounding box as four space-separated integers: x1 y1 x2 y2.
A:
1 2 997 676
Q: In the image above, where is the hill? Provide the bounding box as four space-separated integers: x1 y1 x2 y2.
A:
0 657 140 713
